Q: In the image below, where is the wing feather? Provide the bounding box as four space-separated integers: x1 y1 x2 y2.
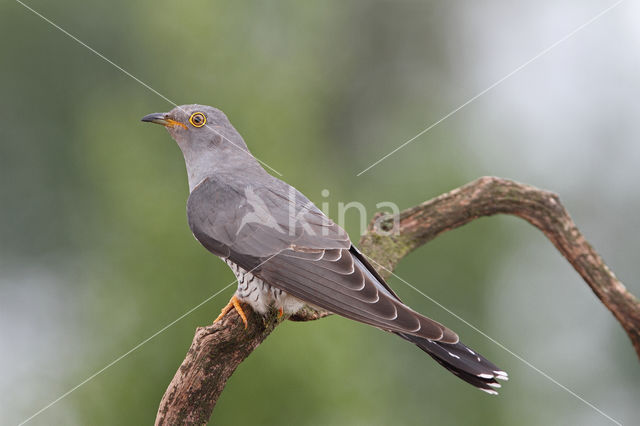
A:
187 176 458 343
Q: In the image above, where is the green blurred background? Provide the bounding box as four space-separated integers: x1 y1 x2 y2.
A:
2 1 639 425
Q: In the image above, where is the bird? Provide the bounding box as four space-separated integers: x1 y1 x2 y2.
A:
142 104 508 394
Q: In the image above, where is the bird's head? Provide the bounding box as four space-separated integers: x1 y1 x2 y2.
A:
142 104 262 190
141 104 231 144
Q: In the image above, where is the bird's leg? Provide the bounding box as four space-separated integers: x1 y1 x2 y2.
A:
215 294 249 329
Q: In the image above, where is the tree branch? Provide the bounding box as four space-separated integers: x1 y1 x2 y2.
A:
155 176 640 425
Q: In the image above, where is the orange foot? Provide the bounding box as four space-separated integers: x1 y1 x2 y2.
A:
278 307 284 318
215 295 249 329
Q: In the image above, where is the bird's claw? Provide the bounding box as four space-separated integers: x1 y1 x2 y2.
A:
215 295 249 329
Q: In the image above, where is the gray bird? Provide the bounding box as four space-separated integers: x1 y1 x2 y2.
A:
142 104 508 394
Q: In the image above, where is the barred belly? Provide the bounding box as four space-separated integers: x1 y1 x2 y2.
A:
223 259 305 315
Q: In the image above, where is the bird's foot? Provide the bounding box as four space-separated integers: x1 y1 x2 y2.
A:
215 295 249 329
277 307 284 318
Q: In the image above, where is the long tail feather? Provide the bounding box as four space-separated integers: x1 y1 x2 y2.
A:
398 332 508 394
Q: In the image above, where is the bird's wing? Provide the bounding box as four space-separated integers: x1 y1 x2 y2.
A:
187 176 458 342
187 176 350 257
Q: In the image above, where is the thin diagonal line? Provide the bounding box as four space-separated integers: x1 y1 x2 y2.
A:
362 254 622 426
14 0 284 177
356 0 626 176
17 282 235 426
13 0 623 423
19 251 281 425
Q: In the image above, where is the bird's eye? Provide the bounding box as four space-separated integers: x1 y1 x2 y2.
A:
189 112 206 128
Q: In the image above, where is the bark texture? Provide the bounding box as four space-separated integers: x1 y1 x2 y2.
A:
156 176 640 425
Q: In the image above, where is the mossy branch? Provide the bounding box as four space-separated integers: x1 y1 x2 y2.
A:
155 177 640 425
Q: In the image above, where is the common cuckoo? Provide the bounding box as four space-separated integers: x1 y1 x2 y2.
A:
142 104 508 394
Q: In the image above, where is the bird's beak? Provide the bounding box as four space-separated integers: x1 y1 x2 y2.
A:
141 112 187 129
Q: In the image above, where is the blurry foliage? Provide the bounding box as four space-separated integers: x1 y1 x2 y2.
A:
1 1 638 425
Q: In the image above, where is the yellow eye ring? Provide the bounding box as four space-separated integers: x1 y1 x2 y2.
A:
189 112 206 128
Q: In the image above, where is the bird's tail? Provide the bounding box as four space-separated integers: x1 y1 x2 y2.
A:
397 332 508 395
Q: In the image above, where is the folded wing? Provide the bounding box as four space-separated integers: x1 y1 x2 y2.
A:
187 175 458 342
